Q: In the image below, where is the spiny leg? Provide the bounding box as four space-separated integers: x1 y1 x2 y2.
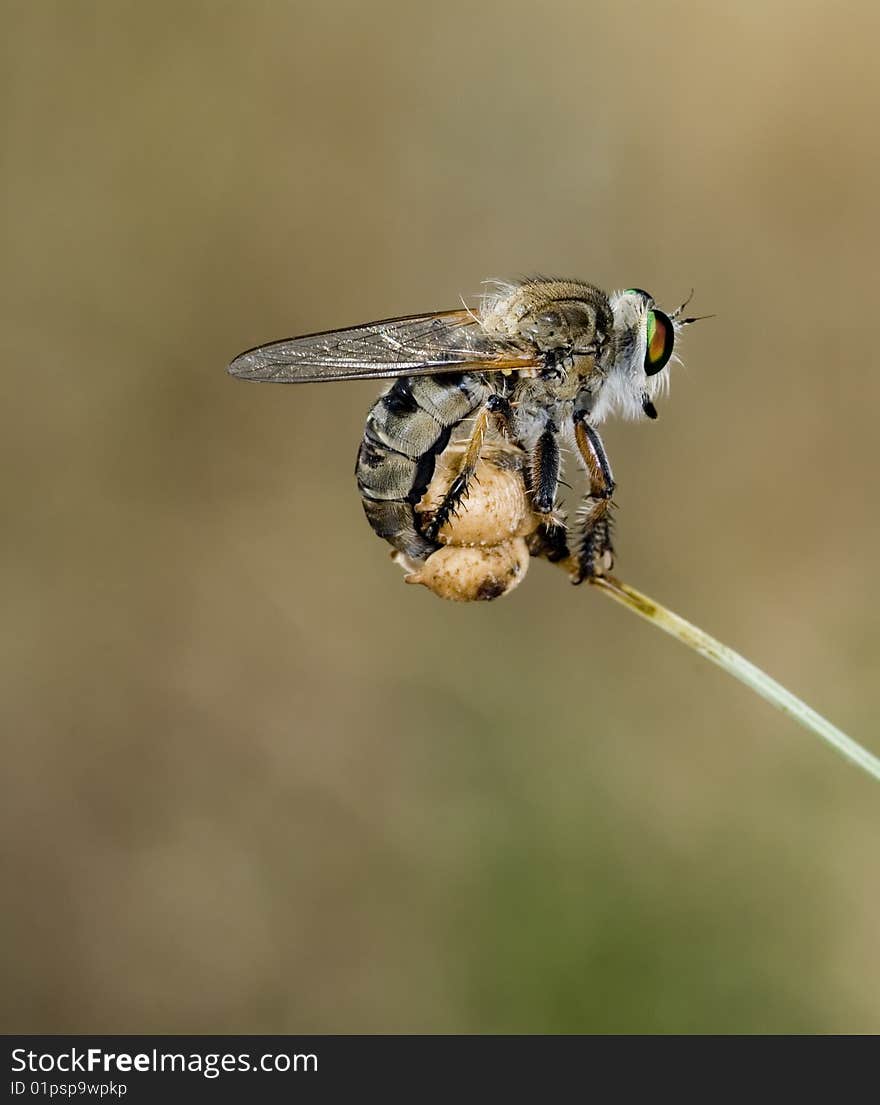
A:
571 412 615 581
528 422 561 515
523 420 571 563
422 394 512 543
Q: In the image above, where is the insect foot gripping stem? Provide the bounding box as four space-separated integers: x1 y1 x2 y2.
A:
394 442 543 601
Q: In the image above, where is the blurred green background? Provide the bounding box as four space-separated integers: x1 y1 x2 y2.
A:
3 0 879 1033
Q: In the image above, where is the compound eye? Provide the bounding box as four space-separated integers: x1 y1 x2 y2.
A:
644 309 674 375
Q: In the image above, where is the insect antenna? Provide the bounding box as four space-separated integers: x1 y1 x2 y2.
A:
670 288 695 319
670 288 714 327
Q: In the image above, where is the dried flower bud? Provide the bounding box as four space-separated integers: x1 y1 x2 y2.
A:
404 539 531 602
393 442 542 601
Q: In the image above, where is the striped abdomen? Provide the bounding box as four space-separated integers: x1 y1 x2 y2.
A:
355 374 488 559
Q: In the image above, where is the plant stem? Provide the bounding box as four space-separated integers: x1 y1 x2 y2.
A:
589 575 880 784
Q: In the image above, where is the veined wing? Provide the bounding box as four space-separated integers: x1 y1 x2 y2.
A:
227 309 540 382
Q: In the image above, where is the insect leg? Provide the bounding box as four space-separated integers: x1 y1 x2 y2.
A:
521 420 571 564
422 395 512 543
571 412 615 581
528 422 561 515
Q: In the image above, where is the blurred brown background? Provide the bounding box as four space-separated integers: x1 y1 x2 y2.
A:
3 0 879 1033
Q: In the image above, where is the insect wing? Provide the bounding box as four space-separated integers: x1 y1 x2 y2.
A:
227 309 539 382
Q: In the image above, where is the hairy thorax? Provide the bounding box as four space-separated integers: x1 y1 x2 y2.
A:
480 279 613 358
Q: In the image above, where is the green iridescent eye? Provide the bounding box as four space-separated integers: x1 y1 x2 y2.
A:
644 309 674 375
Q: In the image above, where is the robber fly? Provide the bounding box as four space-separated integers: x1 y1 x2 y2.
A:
228 278 701 581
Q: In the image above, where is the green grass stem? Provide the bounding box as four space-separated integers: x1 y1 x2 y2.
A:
590 575 880 784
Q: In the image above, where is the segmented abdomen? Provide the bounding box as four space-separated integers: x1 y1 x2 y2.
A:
355 374 488 559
